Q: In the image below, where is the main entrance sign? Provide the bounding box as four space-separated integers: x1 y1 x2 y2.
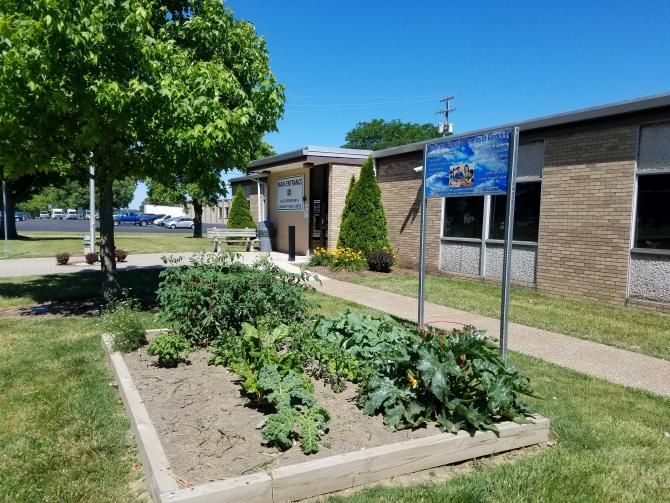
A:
425 129 512 198
277 175 304 211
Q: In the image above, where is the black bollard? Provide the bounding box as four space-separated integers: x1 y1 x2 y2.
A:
288 225 295 262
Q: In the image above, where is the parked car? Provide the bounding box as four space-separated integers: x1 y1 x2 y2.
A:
15 211 30 221
66 209 78 220
155 214 180 226
51 208 64 219
113 213 156 226
39 211 50 219
168 216 194 229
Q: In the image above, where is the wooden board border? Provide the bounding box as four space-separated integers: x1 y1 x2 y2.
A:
103 331 550 503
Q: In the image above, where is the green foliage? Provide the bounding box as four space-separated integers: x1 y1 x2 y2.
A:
341 119 439 151
366 249 394 272
257 365 330 454
145 179 187 207
337 158 390 254
147 333 191 368
227 186 255 229
102 298 147 353
311 310 535 432
338 175 356 234
157 253 313 344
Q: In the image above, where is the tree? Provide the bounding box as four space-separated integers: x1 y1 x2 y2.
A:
336 175 356 248
337 158 390 254
145 179 188 207
0 1 284 298
342 119 439 151
227 186 255 229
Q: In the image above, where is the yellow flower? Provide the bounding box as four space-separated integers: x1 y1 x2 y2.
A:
406 371 419 389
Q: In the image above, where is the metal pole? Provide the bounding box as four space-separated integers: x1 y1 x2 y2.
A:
417 147 428 327
89 165 96 253
499 127 520 358
256 179 262 222
2 180 8 258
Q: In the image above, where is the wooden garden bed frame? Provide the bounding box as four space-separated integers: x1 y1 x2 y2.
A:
103 330 550 503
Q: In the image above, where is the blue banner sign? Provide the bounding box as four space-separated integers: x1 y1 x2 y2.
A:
425 128 512 198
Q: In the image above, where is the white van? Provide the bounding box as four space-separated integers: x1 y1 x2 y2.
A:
39 211 50 219
51 208 64 219
66 209 77 219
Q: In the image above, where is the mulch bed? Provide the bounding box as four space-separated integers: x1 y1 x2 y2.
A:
306 266 416 282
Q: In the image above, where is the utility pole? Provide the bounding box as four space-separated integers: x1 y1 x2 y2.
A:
436 96 456 136
2 180 8 258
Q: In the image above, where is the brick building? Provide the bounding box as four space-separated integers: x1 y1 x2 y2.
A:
247 93 670 312
373 93 670 312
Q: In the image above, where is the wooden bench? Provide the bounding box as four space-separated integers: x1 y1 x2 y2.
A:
207 227 259 252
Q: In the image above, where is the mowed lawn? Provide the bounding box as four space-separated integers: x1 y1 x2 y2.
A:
0 231 243 260
349 273 670 362
1 273 669 501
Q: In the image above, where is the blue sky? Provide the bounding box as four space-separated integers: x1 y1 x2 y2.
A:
132 0 670 207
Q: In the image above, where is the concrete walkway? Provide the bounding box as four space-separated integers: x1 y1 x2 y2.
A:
0 251 309 278
312 276 670 398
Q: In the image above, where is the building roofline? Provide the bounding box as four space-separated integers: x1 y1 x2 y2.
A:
228 173 268 184
248 145 371 170
372 91 670 158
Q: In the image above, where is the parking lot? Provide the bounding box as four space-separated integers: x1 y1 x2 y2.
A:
16 219 220 233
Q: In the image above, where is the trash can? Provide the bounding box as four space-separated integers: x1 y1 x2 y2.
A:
258 220 273 252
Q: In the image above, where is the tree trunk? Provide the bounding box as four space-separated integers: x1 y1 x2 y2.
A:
192 199 203 238
0 183 18 239
99 171 120 300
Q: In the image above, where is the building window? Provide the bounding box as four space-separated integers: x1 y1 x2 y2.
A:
443 197 484 239
489 182 542 242
635 173 670 250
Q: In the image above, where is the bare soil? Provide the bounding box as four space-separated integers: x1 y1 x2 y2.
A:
122 345 446 487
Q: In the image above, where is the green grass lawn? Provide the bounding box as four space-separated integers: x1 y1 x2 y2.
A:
1 272 669 502
349 273 670 362
0 231 242 260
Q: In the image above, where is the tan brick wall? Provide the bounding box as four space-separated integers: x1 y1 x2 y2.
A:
536 125 638 306
327 164 361 251
376 153 441 272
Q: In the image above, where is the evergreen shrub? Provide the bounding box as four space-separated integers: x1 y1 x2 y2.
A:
227 185 255 229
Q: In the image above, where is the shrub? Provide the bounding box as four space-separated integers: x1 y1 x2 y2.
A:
227 185 255 229
337 157 390 254
157 253 313 345
307 247 366 272
55 252 70 265
367 249 394 272
148 332 191 368
85 252 99 265
102 298 147 352
115 249 128 262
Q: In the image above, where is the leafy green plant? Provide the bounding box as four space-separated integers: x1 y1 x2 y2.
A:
147 333 191 368
102 298 146 353
157 253 314 344
257 365 330 454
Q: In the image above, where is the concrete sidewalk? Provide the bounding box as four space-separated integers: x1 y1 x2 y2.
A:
0 251 308 278
312 277 670 398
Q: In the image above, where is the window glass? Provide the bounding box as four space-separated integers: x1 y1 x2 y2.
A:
517 141 544 179
490 182 542 242
443 197 484 239
638 122 670 173
635 174 670 249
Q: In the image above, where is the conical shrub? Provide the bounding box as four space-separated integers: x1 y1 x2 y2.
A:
337 174 356 249
227 186 255 229
337 158 390 254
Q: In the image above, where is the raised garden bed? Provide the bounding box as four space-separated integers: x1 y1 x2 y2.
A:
103 330 550 503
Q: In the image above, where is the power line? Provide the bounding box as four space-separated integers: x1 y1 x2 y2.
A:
287 94 443 100
436 96 455 136
286 99 437 113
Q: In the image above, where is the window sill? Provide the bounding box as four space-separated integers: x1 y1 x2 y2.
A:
441 237 482 244
485 239 538 247
630 247 670 257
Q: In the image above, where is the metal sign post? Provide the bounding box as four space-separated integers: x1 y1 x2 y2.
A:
499 127 519 358
418 127 518 358
417 156 428 327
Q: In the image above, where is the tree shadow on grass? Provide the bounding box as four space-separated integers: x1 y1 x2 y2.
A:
0 268 163 317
